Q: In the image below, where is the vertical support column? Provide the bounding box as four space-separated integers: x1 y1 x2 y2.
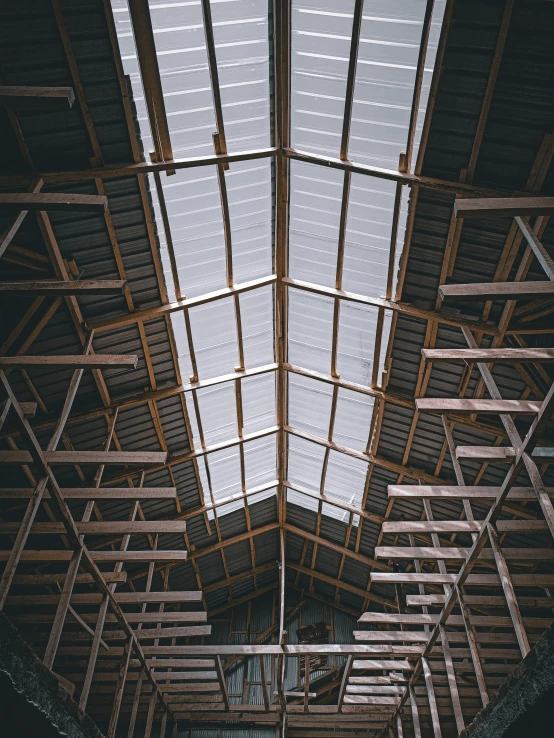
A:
439 625 464 734
127 668 144 738
422 657 442 738
144 689 158 738
409 684 422 738
107 637 132 738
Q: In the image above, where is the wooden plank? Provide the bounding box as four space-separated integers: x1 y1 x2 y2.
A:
358 613 553 628
0 450 167 465
0 550 188 562
422 348 554 363
127 0 173 166
375 546 554 561
515 216 554 280
283 277 499 336
0 355 138 369
10 611 207 624
338 655 353 712
406 594 554 608
107 639 132 738
455 446 552 462
88 275 277 333
11 572 127 585
5 591 201 605
159 683 221 694
370 572 554 586
0 280 126 295
454 197 554 219
352 632 429 643
382 520 547 534
416 398 541 415
352 660 412 671
1 401 36 419
0 520 187 535
387 485 553 499
0 487 177 499
439 280 554 301
421 657 442 738
0 85 75 108
0 193 107 212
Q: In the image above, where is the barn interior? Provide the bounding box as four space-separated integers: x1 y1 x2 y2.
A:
1 1 554 738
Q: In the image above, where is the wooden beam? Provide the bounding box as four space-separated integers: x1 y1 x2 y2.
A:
422 348 554 363
1 401 36 419
127 0 173 166
0 355 138 369
0 487 177 499
439 281 554 301
284 523 390 572
286 562 394 609
0 550 188 562
405 594 554 608
10 611 207 624
352 660 413 672
387 485 553 499
11 572 127 586
0 148 278 187
283 146 528 199
215 655 230 710
284 277 499 336
0 193 107 212
455 446 552 462
8 591 201 605
0 280 127 295
358 613 553 628
0 521 187 535
0 85 75 108
515 216 554 280
0 450 167 465
416 398 541 415
374 546 554 561
454 196 554 219
488 523 530 658
87 275 277 333
338 655 353 713
371 572 554 586
382 520 547 534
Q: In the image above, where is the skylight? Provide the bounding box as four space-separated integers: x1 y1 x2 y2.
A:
111 0 446 523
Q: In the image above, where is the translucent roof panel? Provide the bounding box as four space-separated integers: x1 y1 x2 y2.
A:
111 0 445 525
291 0 356 156
239 285 275 368
225 159 273 283
289 160 344 287
210 0 271 149
287 289 334 374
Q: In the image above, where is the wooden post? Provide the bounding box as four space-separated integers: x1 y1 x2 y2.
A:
143 689 158 738
409 684 422 738
107 637 132 738
422 657 442 738
439 625 464 733
126 668 144 738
